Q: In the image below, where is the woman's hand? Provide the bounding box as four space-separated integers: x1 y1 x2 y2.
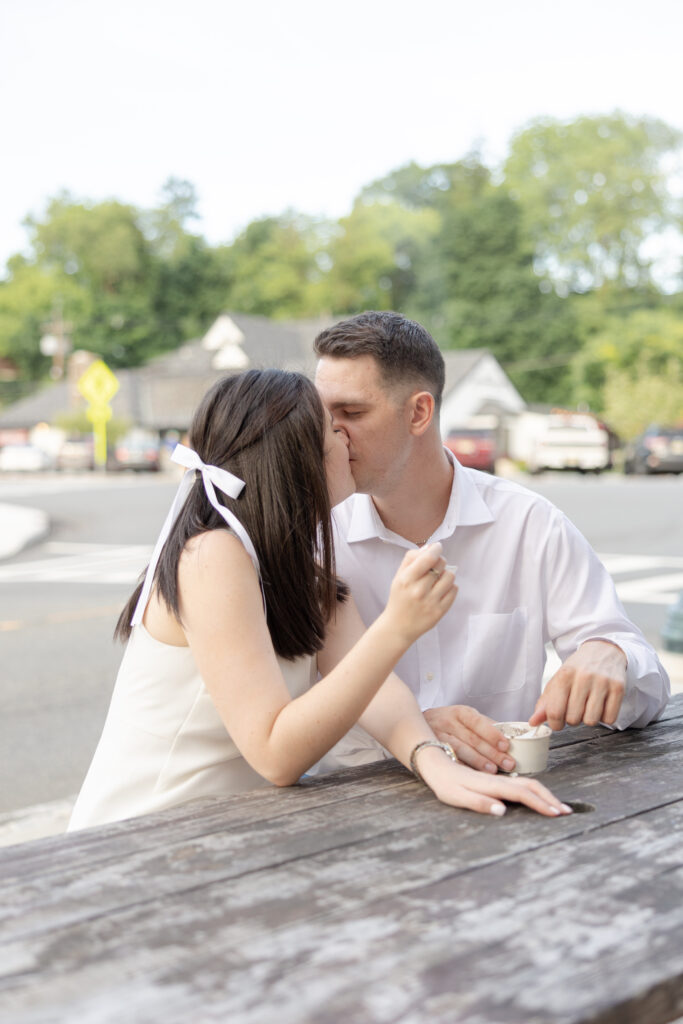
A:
381 542 457 646
415 744 572 818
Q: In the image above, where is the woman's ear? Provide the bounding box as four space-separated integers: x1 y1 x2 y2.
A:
408 391 436 436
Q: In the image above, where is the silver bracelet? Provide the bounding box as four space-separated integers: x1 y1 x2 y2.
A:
409 739 458 782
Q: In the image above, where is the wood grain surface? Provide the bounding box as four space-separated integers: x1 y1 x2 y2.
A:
1 698 682 1024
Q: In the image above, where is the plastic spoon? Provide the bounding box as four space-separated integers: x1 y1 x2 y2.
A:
518 724 544 739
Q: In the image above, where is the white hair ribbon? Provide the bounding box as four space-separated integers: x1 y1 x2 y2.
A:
131 443 262 627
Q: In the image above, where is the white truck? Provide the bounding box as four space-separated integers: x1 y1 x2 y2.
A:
509 410 611 474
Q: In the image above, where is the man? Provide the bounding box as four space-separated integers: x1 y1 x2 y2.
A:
314 311 670 774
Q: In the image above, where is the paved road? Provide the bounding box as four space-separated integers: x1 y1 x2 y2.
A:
0 474 176 815
0 470 681 819
522 471 683 649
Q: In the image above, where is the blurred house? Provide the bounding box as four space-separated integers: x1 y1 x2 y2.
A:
0 314 327 437
440 350 527 457
440 349 526 431
0 317 527 445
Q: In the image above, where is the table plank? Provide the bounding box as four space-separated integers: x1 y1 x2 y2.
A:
2 800 682 1023
2 693 680 881
549 695 683 749
1 703 682 1023
1 709 681 939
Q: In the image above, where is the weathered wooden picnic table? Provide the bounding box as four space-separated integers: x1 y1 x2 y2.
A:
1 694 683 1024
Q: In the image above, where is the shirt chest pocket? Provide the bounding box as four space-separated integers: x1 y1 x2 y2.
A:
463 607 528 697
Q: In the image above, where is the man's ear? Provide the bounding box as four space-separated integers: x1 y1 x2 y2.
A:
408 391 436 436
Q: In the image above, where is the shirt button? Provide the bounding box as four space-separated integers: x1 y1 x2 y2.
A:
426 672 434 681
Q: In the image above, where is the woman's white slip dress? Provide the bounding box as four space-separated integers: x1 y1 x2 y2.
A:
68 624 315 831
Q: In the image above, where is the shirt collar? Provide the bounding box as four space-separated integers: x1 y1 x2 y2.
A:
345 448 494 544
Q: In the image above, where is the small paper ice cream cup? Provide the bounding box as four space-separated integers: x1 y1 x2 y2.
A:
495 722 552 775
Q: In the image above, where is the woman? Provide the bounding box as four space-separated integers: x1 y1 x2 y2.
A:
69 370 569 830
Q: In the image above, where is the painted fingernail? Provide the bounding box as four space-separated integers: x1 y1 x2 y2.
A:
484 762 496 773
548 806 561 815
490 803 506 817
561 803 573 814
502 758 515 771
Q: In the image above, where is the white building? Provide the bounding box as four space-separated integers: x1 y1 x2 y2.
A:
439 349 526 437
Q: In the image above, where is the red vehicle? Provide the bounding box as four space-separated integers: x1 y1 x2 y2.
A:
445 427 497 473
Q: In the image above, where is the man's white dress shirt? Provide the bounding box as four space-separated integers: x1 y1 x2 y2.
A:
320 454 670 769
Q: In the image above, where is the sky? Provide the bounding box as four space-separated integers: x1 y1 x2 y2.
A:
2 0 682 272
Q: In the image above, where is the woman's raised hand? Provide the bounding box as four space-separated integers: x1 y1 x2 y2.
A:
383 542 457 646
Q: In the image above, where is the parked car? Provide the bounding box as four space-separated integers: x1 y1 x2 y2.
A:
623 424 683 475
107 430 161 472
0 444 53 472
445 427 497 473
527 413 610 474
56 436 95 471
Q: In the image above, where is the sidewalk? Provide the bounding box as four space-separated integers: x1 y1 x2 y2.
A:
664 650 683 692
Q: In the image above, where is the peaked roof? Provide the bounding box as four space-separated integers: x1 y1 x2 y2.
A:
0 321 518 432
442 349 489 396
0 313 332 431
147 312 329 379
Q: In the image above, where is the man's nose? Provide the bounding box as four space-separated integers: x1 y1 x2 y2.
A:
331 417 350 442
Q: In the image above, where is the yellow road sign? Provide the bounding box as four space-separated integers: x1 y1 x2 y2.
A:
77 360 119 405
86 404 113 423
88 408 110 467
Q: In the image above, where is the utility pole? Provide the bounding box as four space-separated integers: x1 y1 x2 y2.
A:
39 297 73 380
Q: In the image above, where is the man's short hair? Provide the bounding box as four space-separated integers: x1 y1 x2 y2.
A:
314 311 445 408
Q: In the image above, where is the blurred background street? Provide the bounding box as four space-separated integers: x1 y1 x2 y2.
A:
1 0 682 843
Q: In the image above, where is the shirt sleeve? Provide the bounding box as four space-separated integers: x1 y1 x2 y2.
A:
541 505 670 729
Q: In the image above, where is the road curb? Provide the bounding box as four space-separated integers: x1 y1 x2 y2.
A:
0 502 50 560
0 797 75 848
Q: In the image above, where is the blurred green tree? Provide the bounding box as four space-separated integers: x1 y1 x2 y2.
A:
601 358 683 438
143 178 235 350
23 193 158 366
504 112 683 292
572 306 683 418
218 213 330 319
322 199 439 314
380 162 583 403
2 111 681 418
360 156 491 210
0 258 91 378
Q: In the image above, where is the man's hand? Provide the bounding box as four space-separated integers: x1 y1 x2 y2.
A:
423 705 516 774
529 640 627 731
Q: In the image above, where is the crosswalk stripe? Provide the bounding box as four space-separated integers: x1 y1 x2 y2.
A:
0 546 682 606
0 544 152 584
615 572 683 606
599 553 683 573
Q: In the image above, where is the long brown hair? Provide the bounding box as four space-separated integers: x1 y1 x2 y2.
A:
115 369 346 659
